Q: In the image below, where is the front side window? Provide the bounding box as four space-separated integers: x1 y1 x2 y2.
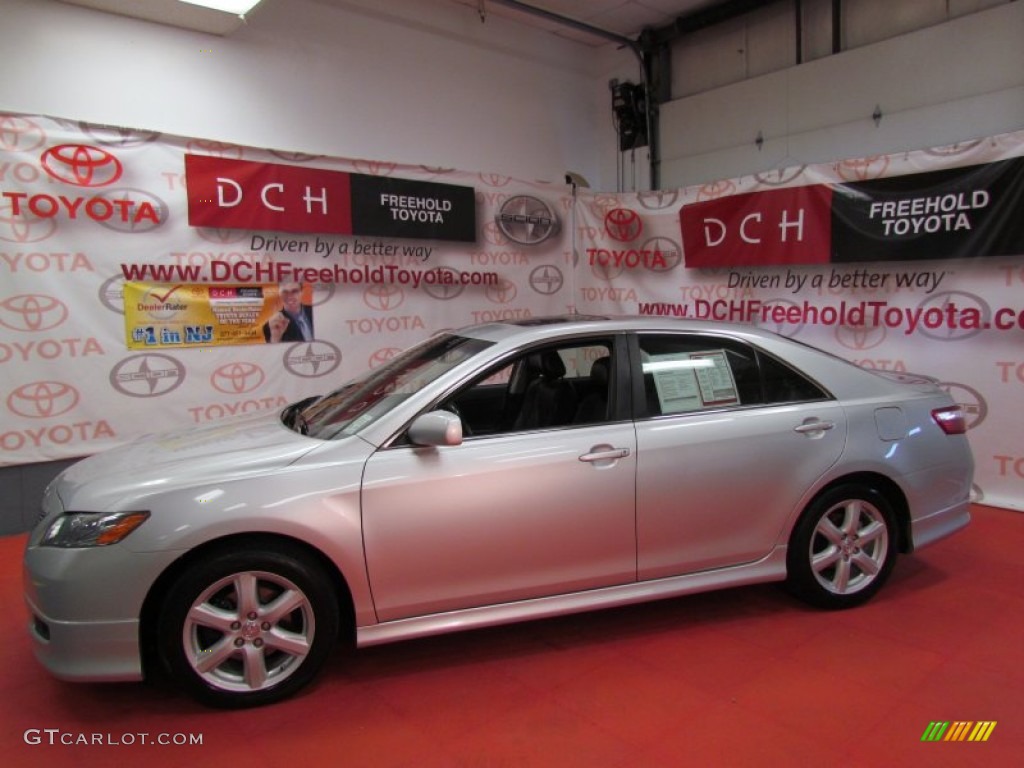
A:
297 334 493 439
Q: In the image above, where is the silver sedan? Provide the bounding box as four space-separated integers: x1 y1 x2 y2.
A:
24 316 973 707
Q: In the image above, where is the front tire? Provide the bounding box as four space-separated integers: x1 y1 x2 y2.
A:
157 544 339 708
786 484 897 609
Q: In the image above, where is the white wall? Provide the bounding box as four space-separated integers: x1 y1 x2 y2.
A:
659 0 1024 187
0 0 609 186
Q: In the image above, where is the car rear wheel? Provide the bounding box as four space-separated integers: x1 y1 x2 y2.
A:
157 544 339 708
787 484 896 609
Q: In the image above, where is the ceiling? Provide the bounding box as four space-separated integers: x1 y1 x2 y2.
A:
447 0 733 46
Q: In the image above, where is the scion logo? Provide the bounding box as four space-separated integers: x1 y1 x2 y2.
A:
422 268 466 301
110 353 186 397
835 323 886 351
642 236 682 271
938 382 987 430
0 115 46 152
7 381 79 419
94 188 169 234
99 275 126 314
0 294 68 332
369 347 402 369
283 341 342 378
604 209 642 242
486 278 517 305
916 291 990 341
0 197 58 243
363 284 405 312
77 121 161 148
211 362 265 395
494 196 560 245
41 145 123 187
529 265 563 295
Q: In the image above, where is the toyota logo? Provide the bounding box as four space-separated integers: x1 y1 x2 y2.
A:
915 291 991 342
283 341 342 378
211 362 265 394
0 294 68 332
0 196 58 243
834 156 890 182
529 265 564 295
937 381 987 430
78 122 161 148
495 196 560 245
478 173 512 188
353 160 396 176
41 144 123 187
754 166 808 187
363 284 405 312
642 236 682 271
7 381 79 419
110 354 186 397
485 279 517 305
196 227 250 245
604 208 642 242
369 347 402 369
835 323 886 351
636 190 680 210
0 115 46 153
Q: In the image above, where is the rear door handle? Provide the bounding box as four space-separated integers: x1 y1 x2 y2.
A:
793 419 835 434
579 447 630 463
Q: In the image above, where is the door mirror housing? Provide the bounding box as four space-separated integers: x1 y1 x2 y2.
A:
407 410 463 447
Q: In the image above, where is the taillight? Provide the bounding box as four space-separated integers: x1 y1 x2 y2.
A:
932 405 966 435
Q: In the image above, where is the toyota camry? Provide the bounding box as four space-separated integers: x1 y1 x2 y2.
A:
24 315 973 707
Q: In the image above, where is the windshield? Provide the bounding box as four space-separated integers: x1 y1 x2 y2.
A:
295 333 492 439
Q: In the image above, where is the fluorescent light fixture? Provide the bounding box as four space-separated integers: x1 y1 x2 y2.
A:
178 0 262 13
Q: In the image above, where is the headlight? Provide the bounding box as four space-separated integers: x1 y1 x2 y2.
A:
40 511 150 548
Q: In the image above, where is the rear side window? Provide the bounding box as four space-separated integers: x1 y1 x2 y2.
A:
635 335 827 418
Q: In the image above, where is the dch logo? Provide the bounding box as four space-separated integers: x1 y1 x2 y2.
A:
7 381 79 419
363 284 405 312
41 144 123 187
604 208 643 242
211 362 265 395
0 294 68 332
109 354 186 397
495 196 559 245
283 341 342 378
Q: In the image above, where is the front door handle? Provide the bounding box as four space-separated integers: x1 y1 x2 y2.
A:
579 446 631 463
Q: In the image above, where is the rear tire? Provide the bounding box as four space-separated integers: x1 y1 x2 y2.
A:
786 484 897 609
157 544 339 708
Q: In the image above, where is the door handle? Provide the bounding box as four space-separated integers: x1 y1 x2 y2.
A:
579 447 631 463
793 419 835 434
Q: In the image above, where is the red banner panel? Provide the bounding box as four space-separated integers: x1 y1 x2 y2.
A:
185 155 354 235
680 185 833 268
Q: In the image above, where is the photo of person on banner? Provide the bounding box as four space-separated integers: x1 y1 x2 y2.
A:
262 281 315 343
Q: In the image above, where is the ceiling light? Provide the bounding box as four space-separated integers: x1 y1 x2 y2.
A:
178 0 262 14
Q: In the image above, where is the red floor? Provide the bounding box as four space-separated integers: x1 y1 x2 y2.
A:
2 504 1021 767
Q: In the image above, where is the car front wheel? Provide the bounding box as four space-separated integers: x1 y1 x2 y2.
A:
157 544 339 708
787 484 897 609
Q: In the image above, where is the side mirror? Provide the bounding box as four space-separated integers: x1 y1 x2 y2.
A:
407 410 463 447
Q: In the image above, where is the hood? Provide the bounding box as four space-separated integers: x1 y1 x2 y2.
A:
55 410 321 511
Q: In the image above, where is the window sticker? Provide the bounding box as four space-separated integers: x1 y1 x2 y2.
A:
644 350 739 414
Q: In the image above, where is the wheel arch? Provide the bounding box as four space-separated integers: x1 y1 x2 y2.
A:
800 471 911 554
138 532 356 681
